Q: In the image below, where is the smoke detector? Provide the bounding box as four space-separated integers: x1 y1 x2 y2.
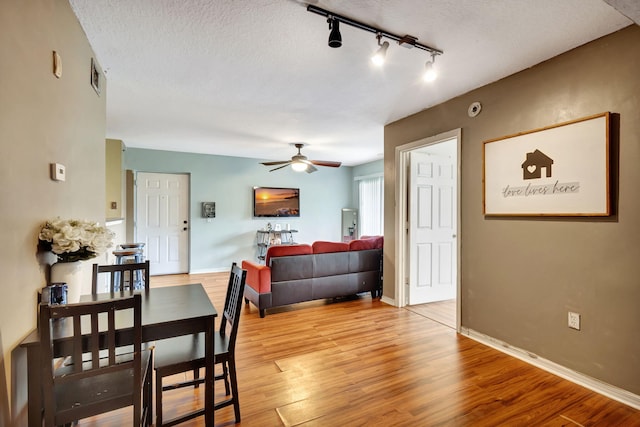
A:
468 101 482 118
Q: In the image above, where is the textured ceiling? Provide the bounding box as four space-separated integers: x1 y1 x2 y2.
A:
69 0 632 167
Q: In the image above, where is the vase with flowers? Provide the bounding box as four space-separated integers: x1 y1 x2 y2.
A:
39 218 115 303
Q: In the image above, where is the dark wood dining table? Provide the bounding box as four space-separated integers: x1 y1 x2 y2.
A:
20 283 218 426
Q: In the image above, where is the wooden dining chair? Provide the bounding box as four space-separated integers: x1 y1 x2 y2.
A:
39 294 153 427
153 262 247 426
92 260 150 295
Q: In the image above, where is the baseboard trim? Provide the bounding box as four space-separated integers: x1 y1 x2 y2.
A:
186 267 229 274
460 327 640 410
380 295 395 306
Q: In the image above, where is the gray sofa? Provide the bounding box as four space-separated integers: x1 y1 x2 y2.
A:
242 237 383 317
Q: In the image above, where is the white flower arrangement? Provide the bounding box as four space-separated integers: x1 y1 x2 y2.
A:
39 218 115 263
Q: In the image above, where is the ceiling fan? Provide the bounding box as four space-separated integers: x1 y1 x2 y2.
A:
261 143 342 173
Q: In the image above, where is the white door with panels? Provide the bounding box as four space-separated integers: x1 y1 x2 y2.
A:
135 172 189 275
408 145 457 304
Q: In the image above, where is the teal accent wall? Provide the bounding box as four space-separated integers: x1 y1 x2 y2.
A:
124 148 380 272
353 159 383 177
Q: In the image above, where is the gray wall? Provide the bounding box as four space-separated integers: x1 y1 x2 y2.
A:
0 0 106 422
384 25 640 395
124 148 368 272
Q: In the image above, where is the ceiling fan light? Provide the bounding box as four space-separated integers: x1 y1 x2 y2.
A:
371 41 389 66
291 161 308 172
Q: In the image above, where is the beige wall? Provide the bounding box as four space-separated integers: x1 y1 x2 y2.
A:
384 25 640 395
105 139 124 219
0 0 106 423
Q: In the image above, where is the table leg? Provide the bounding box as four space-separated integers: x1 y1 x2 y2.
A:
26 345 42 427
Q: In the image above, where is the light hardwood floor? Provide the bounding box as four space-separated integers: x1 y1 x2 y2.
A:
82 272 639 426
406 299 456 330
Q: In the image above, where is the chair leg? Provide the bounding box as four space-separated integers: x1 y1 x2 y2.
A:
133 396 141 427
222 360 230 395
228 358 241 423
156 371 163 427
145 361 153 426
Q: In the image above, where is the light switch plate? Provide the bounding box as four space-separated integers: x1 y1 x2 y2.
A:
50 163 66 181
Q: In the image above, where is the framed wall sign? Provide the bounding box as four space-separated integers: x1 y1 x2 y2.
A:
483 112 610 216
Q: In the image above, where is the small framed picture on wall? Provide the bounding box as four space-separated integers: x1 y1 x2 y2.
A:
90 58 101 95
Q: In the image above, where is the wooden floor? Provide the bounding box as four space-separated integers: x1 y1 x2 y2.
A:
81 272 639 426
406 299 456 330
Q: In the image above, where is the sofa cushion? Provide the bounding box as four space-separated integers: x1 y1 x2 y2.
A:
349 249 382 273
266 244 312 266
314 252 350 276
349 236 383 251
359 235 384 249
312 241 349 254
270 254 314 283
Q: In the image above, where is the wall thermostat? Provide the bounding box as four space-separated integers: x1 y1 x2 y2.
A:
468 101 482 118
50 163 66 181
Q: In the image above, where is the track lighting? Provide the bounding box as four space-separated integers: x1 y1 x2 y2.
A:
328 17 342 48
423 54 437 82
371 33 389 66
308 5 443 80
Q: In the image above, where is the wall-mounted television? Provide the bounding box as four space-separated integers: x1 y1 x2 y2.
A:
253 187 300 217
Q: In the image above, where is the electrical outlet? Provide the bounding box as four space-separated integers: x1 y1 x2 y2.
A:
568 311 581 330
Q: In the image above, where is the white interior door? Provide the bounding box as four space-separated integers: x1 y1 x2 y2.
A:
135 172 189 275
408 142 457 304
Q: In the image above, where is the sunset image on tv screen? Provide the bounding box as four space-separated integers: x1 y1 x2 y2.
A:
254 187 300 217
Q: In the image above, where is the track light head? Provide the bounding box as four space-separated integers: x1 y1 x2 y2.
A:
328 17 342 48
371 34 389 66
423 54 437 82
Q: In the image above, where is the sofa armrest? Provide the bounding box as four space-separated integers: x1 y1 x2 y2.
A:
242 260 272 293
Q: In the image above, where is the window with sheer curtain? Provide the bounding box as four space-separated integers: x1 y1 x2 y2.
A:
357 175 383 237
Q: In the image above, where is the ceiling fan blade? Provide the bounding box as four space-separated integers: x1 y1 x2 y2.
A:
310 160 342 168
300 159 317 173
269 162 292 172
261 160 291 166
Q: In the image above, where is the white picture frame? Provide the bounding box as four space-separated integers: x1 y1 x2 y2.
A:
483 112 610 216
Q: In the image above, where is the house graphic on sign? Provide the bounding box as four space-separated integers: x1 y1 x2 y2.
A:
522 149 554 180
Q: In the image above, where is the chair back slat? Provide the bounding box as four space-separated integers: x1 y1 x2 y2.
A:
107 307 117 364
73 315 83 372
90 312 100 369
92 260 150 295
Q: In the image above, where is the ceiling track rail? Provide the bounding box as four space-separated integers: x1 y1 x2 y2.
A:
306 4 443 56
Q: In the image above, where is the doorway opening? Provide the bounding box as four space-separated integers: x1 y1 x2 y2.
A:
394 129 461 331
